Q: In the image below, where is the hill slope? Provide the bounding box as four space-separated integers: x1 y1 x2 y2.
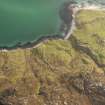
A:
0 10 105 105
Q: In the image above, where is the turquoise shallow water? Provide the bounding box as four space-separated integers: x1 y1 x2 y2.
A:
0 0 66 46
0 0 105 46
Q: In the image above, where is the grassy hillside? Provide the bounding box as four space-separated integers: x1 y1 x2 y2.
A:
0 9 105 105
73 9 105 67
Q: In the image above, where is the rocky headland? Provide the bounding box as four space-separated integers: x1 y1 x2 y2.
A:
0 2 105 105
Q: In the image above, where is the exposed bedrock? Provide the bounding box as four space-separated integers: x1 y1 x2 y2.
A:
59 1 76 35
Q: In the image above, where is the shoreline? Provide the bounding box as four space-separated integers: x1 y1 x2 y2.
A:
1 3 105 52
0 35 64 51
0 2 74 51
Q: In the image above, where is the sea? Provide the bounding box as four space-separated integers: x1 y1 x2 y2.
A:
0 0 105 46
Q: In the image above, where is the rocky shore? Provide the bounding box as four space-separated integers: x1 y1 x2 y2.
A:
0 1 76 51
